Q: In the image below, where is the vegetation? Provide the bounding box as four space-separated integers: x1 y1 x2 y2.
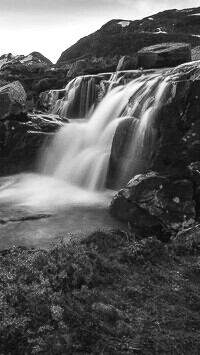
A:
1 229 200 354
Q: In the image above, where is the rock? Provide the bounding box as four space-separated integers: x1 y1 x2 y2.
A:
0 81 27 121
0 57 68 110
67 57 118 79
116 55 138 71
0 52 52 69
138 43 191 69
110 172 196 234
38 89 66 112
172 224 200 255
107 115 156 189
188 162 200 215
192 46 200 61
92 303 123 323
0 113 64 175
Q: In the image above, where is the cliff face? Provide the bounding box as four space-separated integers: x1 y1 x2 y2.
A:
57 7 200 64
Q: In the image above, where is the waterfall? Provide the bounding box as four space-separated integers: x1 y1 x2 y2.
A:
41 70 173 191
52 74 111 119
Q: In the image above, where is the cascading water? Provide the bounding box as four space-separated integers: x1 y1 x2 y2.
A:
0 69 176 248
52 74 110 119
42 71 172 191
0 69 174 212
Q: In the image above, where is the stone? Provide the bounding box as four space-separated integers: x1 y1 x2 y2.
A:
110 172 196 234
138 43 191 69
0 113 64 175
172 224 200 255
0 81 27 121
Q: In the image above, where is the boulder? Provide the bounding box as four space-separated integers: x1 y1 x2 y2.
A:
0 113 64 175
109 172 196 235
0 81 27 121
137 43 191 69
116 55 138 71
172 224 200 255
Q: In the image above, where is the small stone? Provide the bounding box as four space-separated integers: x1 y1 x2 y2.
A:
173 197 180 203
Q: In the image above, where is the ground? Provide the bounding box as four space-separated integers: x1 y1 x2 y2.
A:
1 229 200 354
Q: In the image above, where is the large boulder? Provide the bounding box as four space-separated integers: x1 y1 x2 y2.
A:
110 172 196 235
137 43 191 69
0 81 27 121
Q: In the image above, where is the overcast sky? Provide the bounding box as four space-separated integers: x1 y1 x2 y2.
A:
0 0 200 63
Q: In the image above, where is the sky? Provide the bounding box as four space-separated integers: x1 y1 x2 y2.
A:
0 0 200 63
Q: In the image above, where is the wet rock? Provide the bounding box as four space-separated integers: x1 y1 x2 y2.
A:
38 89 66 112
138 43 191 69
110 172 196 234
0 113 64 175
0 81 27 121
116 55 138 71
107 115 156 189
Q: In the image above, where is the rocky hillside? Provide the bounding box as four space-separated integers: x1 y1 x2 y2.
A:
0 52 52 69
0 52 68 108
57 7 200 64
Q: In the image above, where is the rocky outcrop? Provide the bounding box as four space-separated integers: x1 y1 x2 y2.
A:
66 57 118 79
57 7 200 67
0 81 27 121
0 113 64 175
137 43 191 69
110 172 196 236
0 52 52 69
0 55 68 110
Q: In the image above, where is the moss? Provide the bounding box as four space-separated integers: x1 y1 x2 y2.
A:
1 230 200 354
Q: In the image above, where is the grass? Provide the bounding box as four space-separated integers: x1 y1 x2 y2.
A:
1 229 200 354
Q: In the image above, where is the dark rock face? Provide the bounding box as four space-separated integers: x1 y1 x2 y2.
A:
0 81 27 121
137 43 191 69
110 172 196 235
66 57 118 79
116 55 138 71
57 7 200 67
0 113 64 175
